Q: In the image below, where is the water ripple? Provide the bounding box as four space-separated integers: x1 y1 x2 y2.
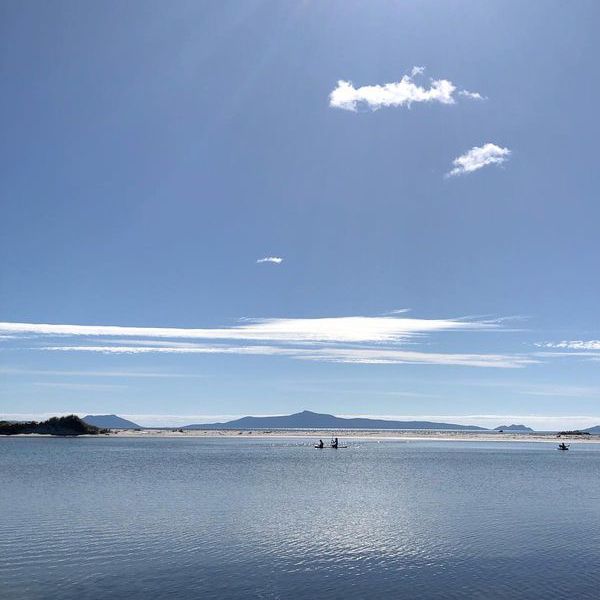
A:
2 438 600 599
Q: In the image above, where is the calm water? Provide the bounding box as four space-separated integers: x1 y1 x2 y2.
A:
1 438 600 599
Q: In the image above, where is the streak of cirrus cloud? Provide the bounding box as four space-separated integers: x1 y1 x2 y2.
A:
0 315 499 344
0 315 534 369
447 143 511 177
329 66 482 112
40 344 535 368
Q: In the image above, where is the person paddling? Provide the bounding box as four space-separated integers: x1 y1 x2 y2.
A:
317 439 324 449
331 437 338 449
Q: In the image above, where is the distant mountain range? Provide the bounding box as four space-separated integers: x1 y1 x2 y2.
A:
75 412 600 433
182 410 488 431
494 424 534 432
82 414 140 429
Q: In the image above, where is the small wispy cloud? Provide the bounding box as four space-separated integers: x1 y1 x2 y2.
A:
458 90 485 100
447 143 511 177
382 308 412 316
534 351 600 363
256 257 283 264
534 340 600 363
329 67 480 112
535 340 600 351
518 384 600 398
32 382 127 390
0 367 204 379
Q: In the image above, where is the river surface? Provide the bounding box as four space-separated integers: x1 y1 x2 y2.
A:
1 437 600 599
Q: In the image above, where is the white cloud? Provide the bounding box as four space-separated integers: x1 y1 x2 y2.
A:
458 90 485 100
32 382 127 390
43 344 289 356
384 308 412 315
256 256 283 264
1 314 529 369
42 343 534 369
296 347 534 368
536 340 600 351
329 67 463 111
518 384 600 398
447 143 511 177
534 341 600 363
0 367 204 379
535 351 600 363
0 315 497 344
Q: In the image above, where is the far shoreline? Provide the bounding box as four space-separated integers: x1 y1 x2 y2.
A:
110 429 600 443
4 429 599 444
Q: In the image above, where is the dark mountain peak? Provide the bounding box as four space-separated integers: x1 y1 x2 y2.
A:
183 410 487 431
82 415 141 429
294 410 330 417
494 424 534 432
583 425 600 434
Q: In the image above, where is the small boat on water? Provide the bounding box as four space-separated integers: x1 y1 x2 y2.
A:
558 443 570 451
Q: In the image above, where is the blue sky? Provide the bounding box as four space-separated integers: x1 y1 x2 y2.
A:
2 0 600 429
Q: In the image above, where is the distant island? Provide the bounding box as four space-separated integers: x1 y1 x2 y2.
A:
584 425 600 434
82 414 141 429
0 415 105 436
183 410 488 431
494 424 534 432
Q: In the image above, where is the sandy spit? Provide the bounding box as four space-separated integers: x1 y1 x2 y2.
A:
93 429 600 444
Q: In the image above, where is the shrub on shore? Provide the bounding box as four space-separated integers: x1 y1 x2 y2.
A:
0 415 107 436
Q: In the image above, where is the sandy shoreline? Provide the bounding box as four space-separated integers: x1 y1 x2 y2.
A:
85 428 600 444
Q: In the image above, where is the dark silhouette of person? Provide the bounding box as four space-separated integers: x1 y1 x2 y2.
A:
317 439 324 448
332 437 338 449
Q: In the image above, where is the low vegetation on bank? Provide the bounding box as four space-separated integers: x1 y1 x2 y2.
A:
0 415 108 436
